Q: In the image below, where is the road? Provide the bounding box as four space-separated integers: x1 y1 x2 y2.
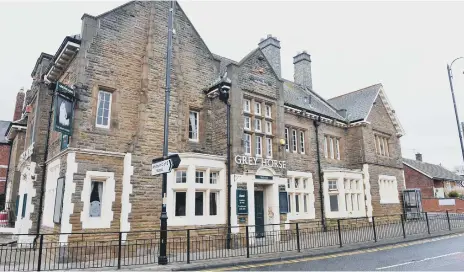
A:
230 234 464 271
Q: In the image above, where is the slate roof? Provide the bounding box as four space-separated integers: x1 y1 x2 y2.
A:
0 120 11 144
403 158 463 182
327 84 381 122
283 80 344 120
212 54 238 75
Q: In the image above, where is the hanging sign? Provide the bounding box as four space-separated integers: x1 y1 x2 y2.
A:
236 189 248 215
53 82 75 136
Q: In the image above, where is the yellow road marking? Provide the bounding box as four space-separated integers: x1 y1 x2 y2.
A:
200 234 463 271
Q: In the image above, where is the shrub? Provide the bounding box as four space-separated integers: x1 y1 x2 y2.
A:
448 191 460 198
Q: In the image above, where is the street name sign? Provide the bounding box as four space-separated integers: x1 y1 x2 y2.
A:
151 154 181 175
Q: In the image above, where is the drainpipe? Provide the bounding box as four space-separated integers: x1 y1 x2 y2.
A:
226 102 232 249
34 86 55 243
313 117 326 231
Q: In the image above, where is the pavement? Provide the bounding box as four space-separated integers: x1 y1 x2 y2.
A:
214 233 464 271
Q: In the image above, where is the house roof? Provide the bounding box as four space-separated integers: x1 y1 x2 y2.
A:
283 80 345 120
403 158 463 182
327 84 381 122
0 120 11 144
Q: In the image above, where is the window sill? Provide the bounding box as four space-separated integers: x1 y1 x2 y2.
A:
380 199 400 204
188 139 199 143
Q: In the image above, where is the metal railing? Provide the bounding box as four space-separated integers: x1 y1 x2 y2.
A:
0 212 463 271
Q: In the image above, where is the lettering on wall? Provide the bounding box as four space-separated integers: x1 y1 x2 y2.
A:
234 155 286 169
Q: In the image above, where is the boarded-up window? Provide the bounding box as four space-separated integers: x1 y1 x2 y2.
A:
53 177 65 224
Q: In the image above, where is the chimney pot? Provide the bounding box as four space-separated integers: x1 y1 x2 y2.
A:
267 34 272 38
415 153 423 162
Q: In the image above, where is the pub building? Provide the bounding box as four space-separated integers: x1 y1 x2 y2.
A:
4 1 405 246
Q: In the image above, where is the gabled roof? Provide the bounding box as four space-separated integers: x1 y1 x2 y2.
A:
212 54 238 75
403 158 463 182
283 80 345 121
0 120 11 144
327 84 381 122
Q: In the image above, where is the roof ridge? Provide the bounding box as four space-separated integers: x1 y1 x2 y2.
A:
212 53 237 64
328 83 382 101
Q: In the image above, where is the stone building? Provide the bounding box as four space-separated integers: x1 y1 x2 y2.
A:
5 1 406 244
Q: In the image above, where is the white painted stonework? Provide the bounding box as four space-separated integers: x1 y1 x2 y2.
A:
363 164 373 220
378 175 400 204
286 171 315 223
120 153 133 241
42 158 61 227
16 162 37 244
59 152 78 243
166 153 226 226
80 171 115 229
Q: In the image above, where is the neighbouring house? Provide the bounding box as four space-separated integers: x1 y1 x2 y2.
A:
4 1 406 247
0 120 12 198
403 153 464 198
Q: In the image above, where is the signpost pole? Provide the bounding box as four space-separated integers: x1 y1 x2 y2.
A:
158 0 175 265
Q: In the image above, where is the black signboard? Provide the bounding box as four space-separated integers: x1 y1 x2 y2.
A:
236 189 248 215
255 175 273 180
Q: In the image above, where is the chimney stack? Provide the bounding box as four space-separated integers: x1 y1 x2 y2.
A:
258 34 281 77
293 51 312 90
415 153 422 162
13 88 25 121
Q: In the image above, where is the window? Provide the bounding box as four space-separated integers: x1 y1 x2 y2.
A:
378 175 399 204
243 99 251 113
210 172 218 184
292 130 297 152
195 171 204 184
53 177 65 224
265 105 271 118
287 172 315 219
15 196 20 217
176 171 187 183
96 90 112 128
61 134 69 150
288 194 292 213
256 136 262 156
266 138 272 158
21 194 28 218
89 181 103 217
244 117 251 130
285 128 289 151
244 134 251 155
189 111 199 141
324 135 341 160
210 192 218 215
255 102 261 115
175 192 186 216
375 134 390 157
329 195 339 212
300 131 305 153
279 191 289 213
328 180 338 190
195 192 204 216
255 119 262 132
343 178 363 212
266 121 272 134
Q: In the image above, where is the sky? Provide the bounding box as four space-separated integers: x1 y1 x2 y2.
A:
1 0 464 170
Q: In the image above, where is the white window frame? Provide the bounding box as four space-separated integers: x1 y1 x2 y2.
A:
80 171 115 229
329 137 334 159
255 102 261 115
378 175 400 204
300 131 305 154
255 119 262 132
167 154 226 226
244 133 251 155
286 171 315 220
256 136 262 157
195 171 205 184
96 90 112 129
266 137 272 158
244 117 251 131
285 128 289 151
323 136 328 158
265 105 271 118
336 138 340 160
266 121 272 135
189 111 199 142
292 130 297 152
243 99 251 113
210 172 219 184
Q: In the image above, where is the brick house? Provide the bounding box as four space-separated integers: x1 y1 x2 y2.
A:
5 1 406 244
403 153 464 198
0 120 11 196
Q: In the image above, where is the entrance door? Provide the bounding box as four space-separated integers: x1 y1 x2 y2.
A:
254 191 265 238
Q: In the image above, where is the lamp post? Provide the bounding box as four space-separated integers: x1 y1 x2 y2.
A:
158 0 175 265
447 57 464 163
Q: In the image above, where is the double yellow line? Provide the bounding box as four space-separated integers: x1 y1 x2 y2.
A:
200 233 463 271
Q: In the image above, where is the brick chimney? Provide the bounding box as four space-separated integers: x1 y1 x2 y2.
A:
293 51 312 90
258 34 281 77
13 88 25 121
415 153 422 162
